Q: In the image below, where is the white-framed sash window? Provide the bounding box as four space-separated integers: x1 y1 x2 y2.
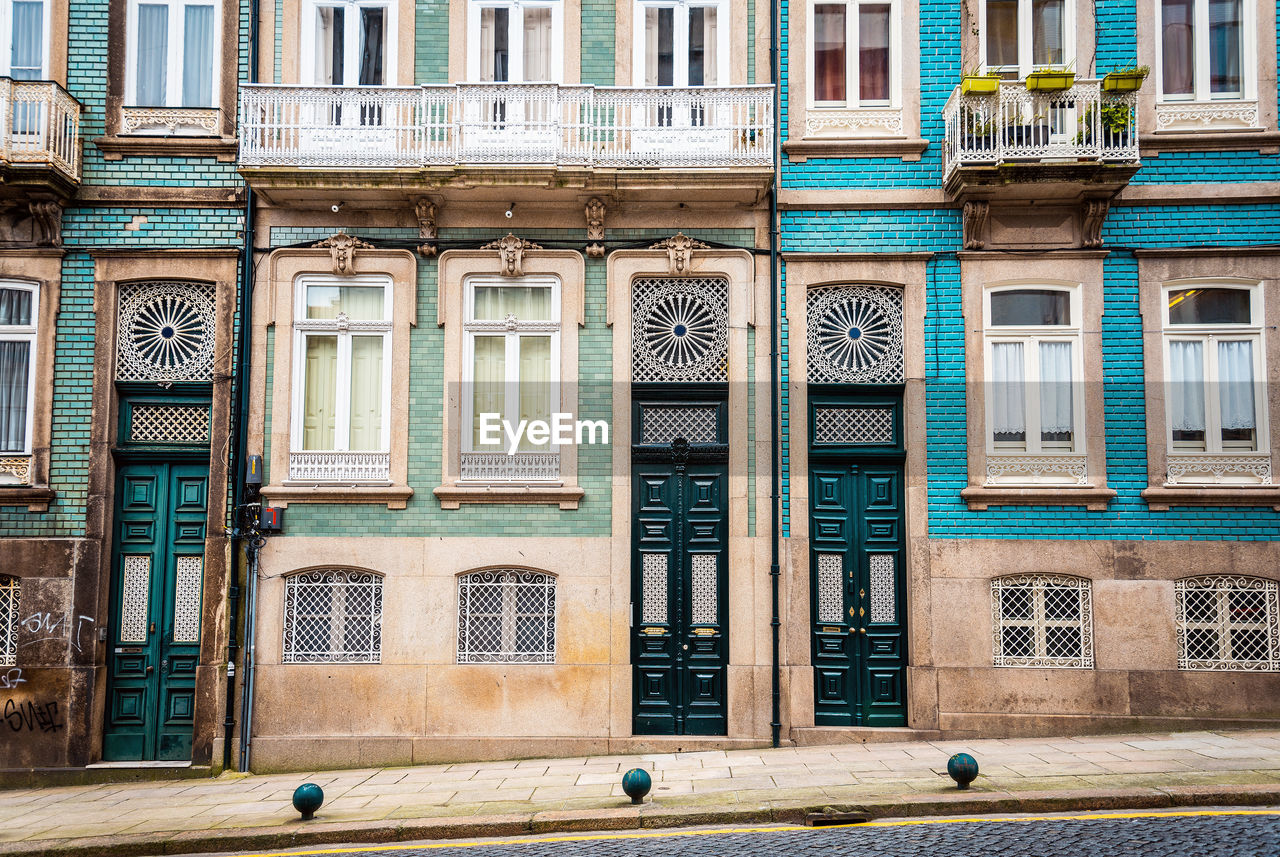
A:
126 0 220 106
467 0 562 83
0 281 36 479
2 0 48 80
302 0 396 85
632 0 729 87
1158 0 1252 101
810 0 897 108
980 0 1072 78
290 275 392 482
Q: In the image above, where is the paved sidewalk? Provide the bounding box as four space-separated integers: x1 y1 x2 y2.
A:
2 729 1279 856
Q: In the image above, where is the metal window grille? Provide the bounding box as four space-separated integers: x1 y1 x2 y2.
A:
640 405 719 444
812 406 894 445
1176 576 1280 672
116 281 217 382
457 569 556 664
631 277 729 382
120 555 151 644
690 554 718 625
991 574 1093 669
806 285 904 384
869 554 896 623
815 553 843 623
172 556 203 644
641 554 668 625
129 404 211 444
0 575 18 667
283 569 383 663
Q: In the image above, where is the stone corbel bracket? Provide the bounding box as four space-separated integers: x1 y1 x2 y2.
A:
482 233 544 277
962 200 989 250
585 197 606 258
650 232 711 276
1081 199 1110 249
312 232 375 276
416 197 440 257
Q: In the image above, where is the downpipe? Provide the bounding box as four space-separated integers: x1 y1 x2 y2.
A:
238 533 262 771
769 0 782 749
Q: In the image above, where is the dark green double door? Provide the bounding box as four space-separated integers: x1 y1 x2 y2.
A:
104 461 208 761
632 458 729 735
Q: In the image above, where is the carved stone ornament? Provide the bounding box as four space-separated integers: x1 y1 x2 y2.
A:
649 232 710 276
416 197 439 257
0 199 63 247
1081 199 1109 249
962 200 989 250
482 233 544 277
312 232 374 276
585 197 606 258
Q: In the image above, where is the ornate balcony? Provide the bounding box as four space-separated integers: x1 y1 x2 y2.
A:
237 83 773 205
942 79 1140 202
0 78 81 198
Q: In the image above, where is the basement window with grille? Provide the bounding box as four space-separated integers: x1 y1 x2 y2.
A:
1176 576 1279 671
457 569 556 664
282 569 383 663
991 574 1093 669
0 575 18 667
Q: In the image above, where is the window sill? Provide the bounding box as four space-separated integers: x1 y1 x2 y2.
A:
260 484 414 509
433 484 585 510
1141 485 1280 511
1142 128 1280 155
94 135 239 162
784 137 929 162
960 485 1116 511
0 485 55 512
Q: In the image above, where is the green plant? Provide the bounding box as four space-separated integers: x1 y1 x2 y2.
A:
1110 64 1150 77
1100 101 1131 132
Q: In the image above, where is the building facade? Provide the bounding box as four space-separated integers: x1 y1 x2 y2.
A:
0 0 245 770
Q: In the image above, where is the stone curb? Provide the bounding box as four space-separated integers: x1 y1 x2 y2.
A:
4 783 1279 857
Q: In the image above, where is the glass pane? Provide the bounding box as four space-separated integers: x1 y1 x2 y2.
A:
688 6 717 86
1032 0 1064 65
1045 626 1081 658
1044 586 1080 620
182 5 214 107
1228 589 1266 623
0 288 33 325
316 6 344 85
990 289 1071 326
1001 625 1033 657
1184 589 1217 623
646 7 674 86
813 5 846 102
359 7 386 86
293 584 332 654
10 1 43 79
986 0 1018 67
1167 288 1251 325
990 341 1026 445
473 284 552 321
1039 340 1073 445
1161 0 1193 95
1217 339 1256 446
348 336 384 450
1208 0 1242 94
0 341 31 454
482 7 509 82
306 284 386 320
472 335 506 448
302 335 338 450
1000 587 1033 620
1168 340 1205 446
518 335 552 450
136 4 169 104
859 5 890 102
523 7 552 81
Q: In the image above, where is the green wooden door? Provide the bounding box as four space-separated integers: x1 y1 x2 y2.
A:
808 395 907 727
104 461 208 761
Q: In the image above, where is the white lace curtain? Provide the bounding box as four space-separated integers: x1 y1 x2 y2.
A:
990 340 1074 442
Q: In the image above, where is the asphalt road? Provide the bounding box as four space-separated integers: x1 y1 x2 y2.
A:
203 808 1280 857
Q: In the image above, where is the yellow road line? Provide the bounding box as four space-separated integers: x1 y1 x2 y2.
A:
228 808 1280 857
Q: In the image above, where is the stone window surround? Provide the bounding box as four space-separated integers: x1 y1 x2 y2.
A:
435 249 585 509
784 0 925 161
1136 249 1280 510
959 251 1116 511
0 252 60 512
258 247 418 510
1136 0 1280 155
98 0 241 160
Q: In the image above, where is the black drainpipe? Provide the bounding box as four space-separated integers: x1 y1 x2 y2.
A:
223 0 259 774
768 0 782 749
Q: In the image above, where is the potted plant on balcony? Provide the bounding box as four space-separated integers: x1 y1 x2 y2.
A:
961 69 1002 96
1003 111 1051 152
1102 65 1150 92
1025 65 1076 92
1100 101 1134 149
961 108 997 152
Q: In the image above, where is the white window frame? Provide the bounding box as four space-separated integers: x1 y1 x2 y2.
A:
300 0 399 86
289 274 393 474
282 568 383 664
1175 575 1279 672
0 0 49 79
0 280 37 463
124 0 222 107
978 0 1075 79
1155 0 1256 103
631 0 730 87
991 574 1094 669
466 0 564 83
1161 280 1268 458
983 284 1085 458
456 568 556 664
461 275 561 480
807 0 900 109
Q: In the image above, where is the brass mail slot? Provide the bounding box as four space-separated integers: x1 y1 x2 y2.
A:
642 627 666 636
821 626 842 634
692 628 716 636
117 647 144 654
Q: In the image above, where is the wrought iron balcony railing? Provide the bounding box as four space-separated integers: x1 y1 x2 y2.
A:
239 83 773 169
943 79 1138 182
0 78 81 184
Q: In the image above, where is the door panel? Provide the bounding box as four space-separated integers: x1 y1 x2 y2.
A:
104 461 208 761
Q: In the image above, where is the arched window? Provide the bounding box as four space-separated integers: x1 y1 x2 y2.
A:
457 568 556 663
991 574 1093 668
282 569 383 663
1 575 19 667
1176 576 1279 671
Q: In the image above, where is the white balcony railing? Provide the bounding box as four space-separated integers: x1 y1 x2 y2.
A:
0 78 81 183
943 80 1138 182
288 451 390 482
239 83 773 169
459 452 560 482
